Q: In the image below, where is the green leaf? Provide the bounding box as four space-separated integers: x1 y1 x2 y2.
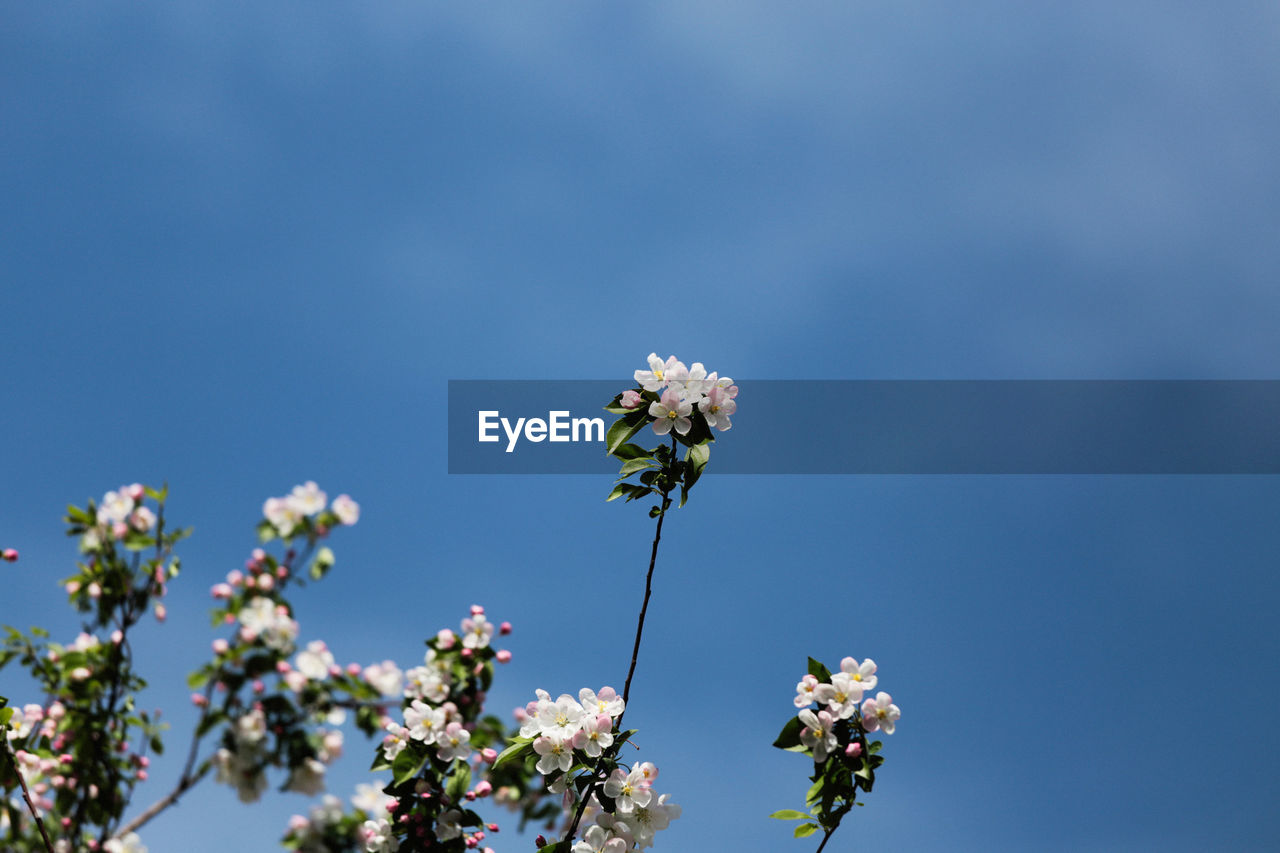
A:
492 739 532 771
0 707 12 727
391 745 428 786
445 762 471 802
605 411 649 455
805 776 825 807
610 443 651 460
769 810 809 821
617 458 656 478
773 716 805 751
807 657 832 682
794 823 820 839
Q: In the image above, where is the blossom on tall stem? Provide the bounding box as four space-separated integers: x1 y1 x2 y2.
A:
860 692 900 735
648 390 692 436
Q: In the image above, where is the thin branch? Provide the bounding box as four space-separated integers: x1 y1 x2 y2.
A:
2 732 57 853
565 437 678 843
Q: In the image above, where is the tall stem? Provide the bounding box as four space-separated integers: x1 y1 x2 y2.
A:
565 437 678 843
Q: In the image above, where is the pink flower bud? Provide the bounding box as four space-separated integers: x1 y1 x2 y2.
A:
460 648 473 659
60 817 71 828
2 548 18 562
481 748 497 764
87 583 102 599
470 604 485 616
137 756 150 768
224 613 236 624
256 574 274 591
137 770 148 781
227 570 243 586
845 742 862 758
252 680 265 694
154 604 166 622
127 483 144 501
276 660 291 673
465 790 476 801
212 638 229 654
499 621 512 636
535 835 547 848
437 629 456 649
65 580 81 594
496 649 512 664
487 823 499 832
276 566 289 579
252 548 265 561
191 694 208 707
620 389 643 409
112 521 128 539
347 662 362 676
475 780 493 797
111 630 123 645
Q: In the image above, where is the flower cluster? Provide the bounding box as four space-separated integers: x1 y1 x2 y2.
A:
493 687 679 851
626 353 738 436
604 354 738 509
772 656 900 845
261 481 360 541
363 604 540 853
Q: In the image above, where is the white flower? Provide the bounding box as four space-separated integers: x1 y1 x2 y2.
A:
794 674 820 708
403 699 446 744
460 613 493 649
533 734 574 774
818 672 865 720
435 809 462 841
332 494 360 525
352 782 395 816
698 385 736 431
263 496 302 537
285 758 327 796
634 353 681 392
603 766 652 814
235 709 267 745
536 693 585 740
435 722 471 763
129 506 156 533
403 665 449 704
361 817 400 853
626 792 680 848
381 723 410 762
363 661 404 697
572 825 628 853
290 481 328 516
840 657 878 693
799 708 839 762
572 713 615 758
97 489 135 526
213 747 268 803
648 389 692 436
295 640 335 681
103 832 147 853
860 692 900 735
239 596 297 653
578 687 625 719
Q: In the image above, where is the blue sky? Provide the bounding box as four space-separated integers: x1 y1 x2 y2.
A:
4 3 1280 850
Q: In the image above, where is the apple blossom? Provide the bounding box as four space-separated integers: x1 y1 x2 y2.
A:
860 692 900 735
